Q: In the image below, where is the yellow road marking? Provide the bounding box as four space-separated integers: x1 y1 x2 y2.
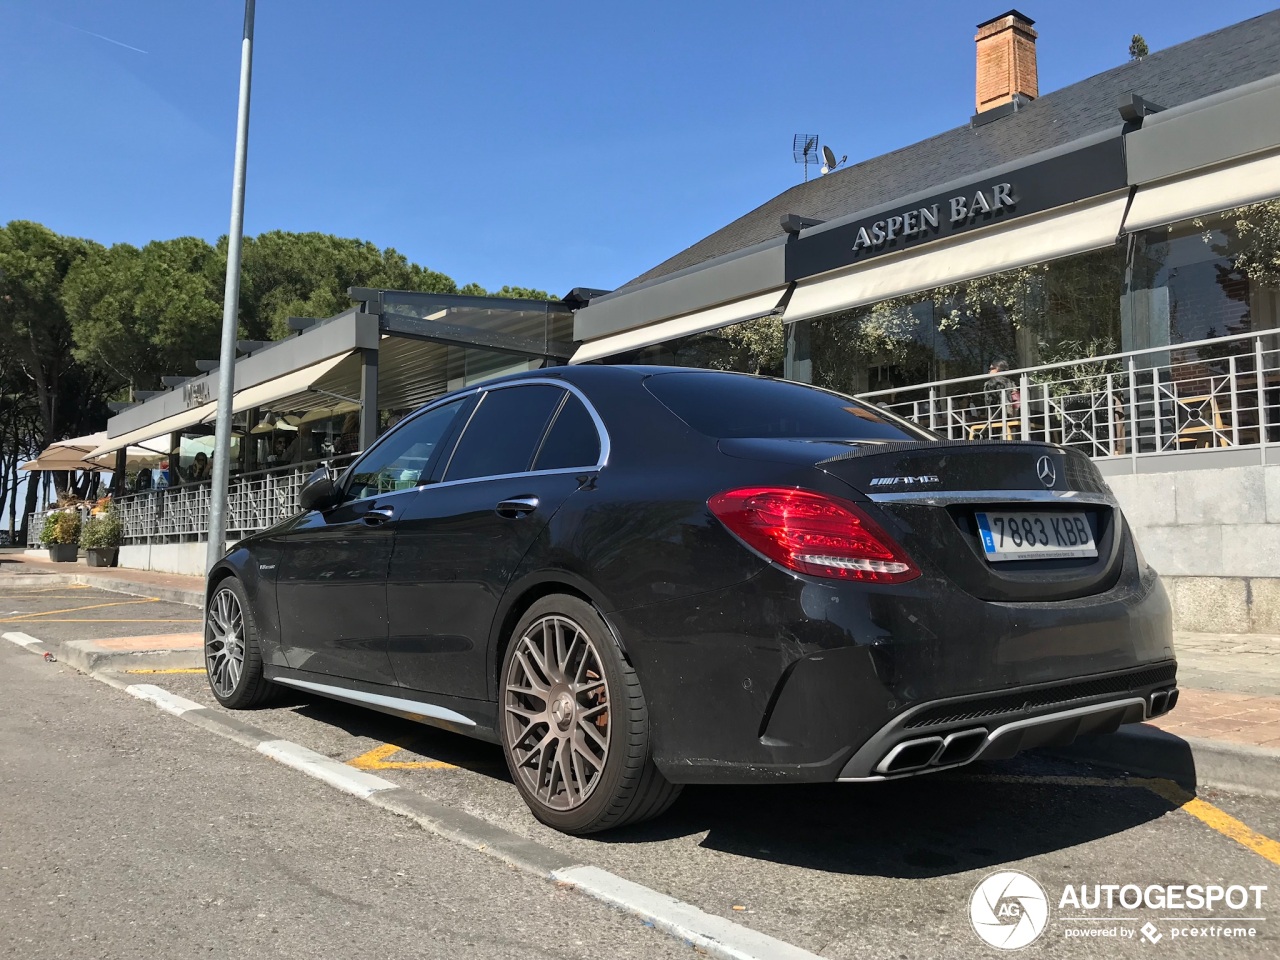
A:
124 667 207 674
0 597 159 622
0 618 200 623
1138 777 1280 868
967 772 1280 868
347 740 457 770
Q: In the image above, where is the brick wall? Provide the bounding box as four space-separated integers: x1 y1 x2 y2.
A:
975 14 1039 112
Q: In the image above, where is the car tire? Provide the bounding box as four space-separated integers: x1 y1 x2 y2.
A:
500 594 681 834
205 576 280 709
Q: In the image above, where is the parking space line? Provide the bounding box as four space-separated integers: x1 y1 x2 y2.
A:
969 772 1280 868
0 598 159 622
1140 777 1280 868
124 667 207 674
4 619 202 627
348 740 458 770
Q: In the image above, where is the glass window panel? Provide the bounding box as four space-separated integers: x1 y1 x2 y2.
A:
345 399 465 501
533 395 601 470
644 371 932 441
444 385 564 481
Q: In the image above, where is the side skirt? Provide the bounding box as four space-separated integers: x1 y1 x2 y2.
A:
264 666 500 743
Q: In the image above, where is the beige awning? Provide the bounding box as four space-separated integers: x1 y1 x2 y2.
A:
224 351 356 414
782 193 1130 324
87 352 357 460
1124 148 1280 232
88 404 218 459
570 289 789 364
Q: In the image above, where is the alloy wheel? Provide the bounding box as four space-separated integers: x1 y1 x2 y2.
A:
206 586 246 699
504 614 610 811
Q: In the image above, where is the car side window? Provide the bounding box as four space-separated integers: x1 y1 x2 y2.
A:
345 399 465 501
533 394 601 470
443 385 564 482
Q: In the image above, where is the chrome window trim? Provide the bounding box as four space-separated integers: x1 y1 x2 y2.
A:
440 378 610 483
335 376 610 507
866 489 1115 506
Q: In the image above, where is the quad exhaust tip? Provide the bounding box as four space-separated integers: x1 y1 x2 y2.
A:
876 728 988 775
1148 686 1178 718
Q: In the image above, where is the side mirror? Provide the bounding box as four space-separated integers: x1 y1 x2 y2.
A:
298 466 342 512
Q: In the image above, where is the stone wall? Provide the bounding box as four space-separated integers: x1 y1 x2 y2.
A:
1100 462 1280 633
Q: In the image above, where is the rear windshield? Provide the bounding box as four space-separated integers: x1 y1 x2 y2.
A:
644 372 932 441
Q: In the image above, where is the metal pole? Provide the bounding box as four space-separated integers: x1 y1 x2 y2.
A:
207 0 255 574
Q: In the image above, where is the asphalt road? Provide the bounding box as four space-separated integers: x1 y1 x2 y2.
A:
3 583 1280 958
0 642 687 959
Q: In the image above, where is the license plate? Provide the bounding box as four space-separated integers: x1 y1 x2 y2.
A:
975 510 1098 562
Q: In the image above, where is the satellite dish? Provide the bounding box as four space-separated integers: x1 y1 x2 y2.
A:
822 145 836 167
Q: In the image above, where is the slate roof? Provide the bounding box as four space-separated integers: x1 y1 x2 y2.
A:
625 9 1280 288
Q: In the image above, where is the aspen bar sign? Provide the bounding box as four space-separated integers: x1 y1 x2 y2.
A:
851 182 1016 251
783 136 1128 282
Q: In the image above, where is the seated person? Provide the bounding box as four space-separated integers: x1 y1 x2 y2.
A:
186 452 211 483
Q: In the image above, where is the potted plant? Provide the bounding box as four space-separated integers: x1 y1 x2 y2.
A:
39 509 81 563
81 500 122 567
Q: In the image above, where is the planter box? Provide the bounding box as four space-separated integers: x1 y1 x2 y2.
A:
46 544 78 563
85 547 118 568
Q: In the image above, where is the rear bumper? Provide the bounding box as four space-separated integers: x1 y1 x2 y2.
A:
611 545 1174 785
836 671 1179 781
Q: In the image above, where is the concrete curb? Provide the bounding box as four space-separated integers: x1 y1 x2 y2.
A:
1049 724 1280 799
0 569 203 608
6 630 822 960
66 573 203 609
56 638 204 674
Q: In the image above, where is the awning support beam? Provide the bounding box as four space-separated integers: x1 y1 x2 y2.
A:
359 348 378 451
379 315 574 360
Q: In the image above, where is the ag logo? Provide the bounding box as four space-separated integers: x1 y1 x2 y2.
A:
970 870 1049 950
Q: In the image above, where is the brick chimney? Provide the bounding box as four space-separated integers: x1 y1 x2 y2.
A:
975 10 1038 113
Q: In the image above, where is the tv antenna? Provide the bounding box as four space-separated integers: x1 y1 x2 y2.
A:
821 144 847 175
792 134 819 183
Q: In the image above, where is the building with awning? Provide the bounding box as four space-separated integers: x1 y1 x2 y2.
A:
571 12 1280 382
565 9 1280 632
72 290 574 574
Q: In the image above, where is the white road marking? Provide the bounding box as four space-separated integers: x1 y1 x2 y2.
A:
12 621 828 960
257 740 397 799
551 865 823 960
123 683 205 716
2 631 43 648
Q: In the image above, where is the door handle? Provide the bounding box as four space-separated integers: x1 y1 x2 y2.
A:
496 497 539 519
361 506 396 526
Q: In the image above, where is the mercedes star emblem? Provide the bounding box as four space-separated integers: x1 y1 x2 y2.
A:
1036 456 1056 488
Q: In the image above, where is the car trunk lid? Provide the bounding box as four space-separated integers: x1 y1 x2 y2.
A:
815 440 1124 602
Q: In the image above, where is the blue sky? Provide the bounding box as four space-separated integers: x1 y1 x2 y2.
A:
2 1 1277 297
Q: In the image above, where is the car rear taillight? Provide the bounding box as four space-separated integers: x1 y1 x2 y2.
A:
708 487 919 584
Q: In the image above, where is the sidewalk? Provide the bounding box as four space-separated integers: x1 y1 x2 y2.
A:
0 552 204 607
3 552 1278 792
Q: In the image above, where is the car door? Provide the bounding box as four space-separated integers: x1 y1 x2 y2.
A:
275 398 468 684
387 382 605 699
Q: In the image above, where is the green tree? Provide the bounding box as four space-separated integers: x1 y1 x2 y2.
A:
1129 34 1149 60
238 232 462 339
0 221 108 525
63 237 224 392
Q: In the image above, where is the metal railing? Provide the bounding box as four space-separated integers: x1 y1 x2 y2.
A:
26 455 357 548
858 328 1280 462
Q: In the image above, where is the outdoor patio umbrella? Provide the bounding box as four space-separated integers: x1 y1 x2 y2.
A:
19 434 105 473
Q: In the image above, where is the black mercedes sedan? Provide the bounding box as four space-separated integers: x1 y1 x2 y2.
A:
205 365 1176 834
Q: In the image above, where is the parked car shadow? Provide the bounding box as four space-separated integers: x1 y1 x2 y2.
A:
283 695 1187 880
608 752 1185 879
